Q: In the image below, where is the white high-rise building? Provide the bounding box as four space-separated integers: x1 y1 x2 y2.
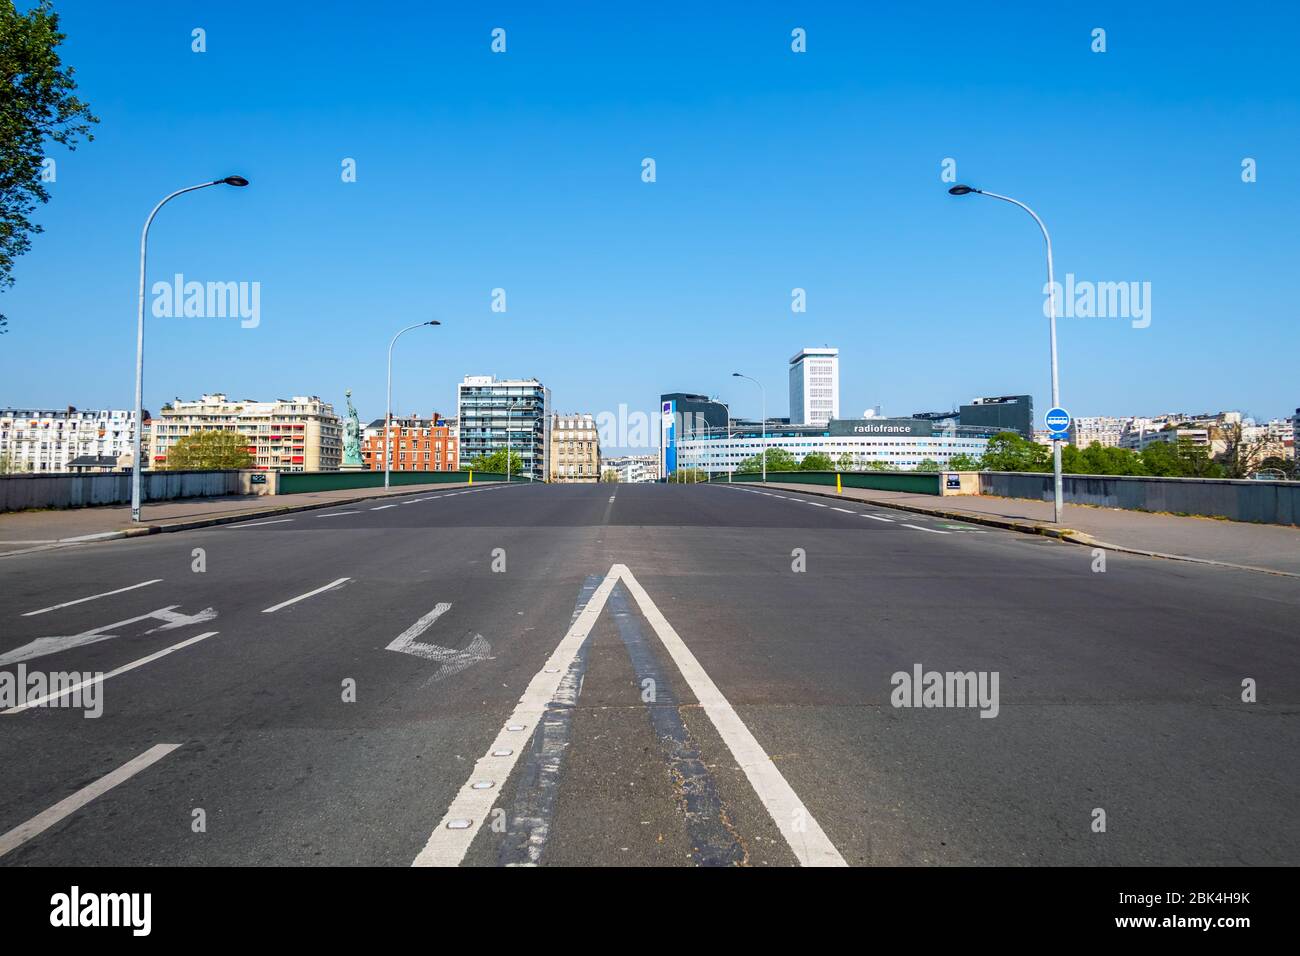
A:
789 347 839 426
0 407 144 472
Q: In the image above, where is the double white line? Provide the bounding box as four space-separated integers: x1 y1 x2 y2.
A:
412 564 846 868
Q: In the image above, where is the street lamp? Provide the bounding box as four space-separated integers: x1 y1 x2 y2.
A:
694 398 733 483
385 320 439 489
948 184 1064 523
132 175 249 523
731 373 766 483
504 397 522 483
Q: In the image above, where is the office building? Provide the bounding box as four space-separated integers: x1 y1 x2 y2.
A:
361 413 458 472
959 395 1034 438
549 413 601 482
152 394 342 471
457 376 550 481
0 407 145 473
1069 416 1126 448
789 347 840 426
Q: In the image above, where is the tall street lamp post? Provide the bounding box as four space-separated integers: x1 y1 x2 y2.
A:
731 373 766 483
948 184 1064 523
132 176 249 523
385 320 439 489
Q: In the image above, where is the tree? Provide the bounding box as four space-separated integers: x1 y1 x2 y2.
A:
1217 423 1278 479
737 447 797 473
1061 441 1148 476
978 431 1051 472
467 447 523 475
0 0 99 334
913 458 942 472
600 468 620 483
835 451 855 472
164 430 253 470
946 453 982 471
799 452 835 471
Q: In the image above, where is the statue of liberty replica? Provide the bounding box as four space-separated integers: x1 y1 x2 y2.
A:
340 389 366 471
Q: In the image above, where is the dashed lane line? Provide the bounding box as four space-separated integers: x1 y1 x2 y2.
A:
21 579 163 617
261 577 352 614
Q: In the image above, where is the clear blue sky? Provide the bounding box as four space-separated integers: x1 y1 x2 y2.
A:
2 1 1297 449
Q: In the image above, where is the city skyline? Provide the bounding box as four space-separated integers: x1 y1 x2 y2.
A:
1 2 1297 427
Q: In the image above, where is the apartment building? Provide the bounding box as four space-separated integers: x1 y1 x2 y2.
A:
1068 416 1126 448
0 407 144 473
548 413 601 482
789 347 840 426
457 376 550 481
601 454 660 483
360 414 458 472
152 394 342 471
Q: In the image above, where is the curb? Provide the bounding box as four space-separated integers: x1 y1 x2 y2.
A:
0 481 506 556
737 482 1300 578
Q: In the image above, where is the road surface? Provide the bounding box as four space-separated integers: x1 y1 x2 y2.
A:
1 482 1295 866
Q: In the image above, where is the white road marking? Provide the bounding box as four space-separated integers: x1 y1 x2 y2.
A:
832 507 855 514
615 566 847 867
807 502 828 508
370 504 397 511
2 632 218 715
261 577 351 614
863 514 894 522
21 579 163 617
414 564 845 868
902 523 950 534
0 743 181 859
316 510 360 518
412 568 622 867
237 519 295 528
59 532 124 543
0 605 215 666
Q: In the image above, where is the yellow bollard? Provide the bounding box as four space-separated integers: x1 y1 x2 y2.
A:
468 470 473 485
836 472 842 494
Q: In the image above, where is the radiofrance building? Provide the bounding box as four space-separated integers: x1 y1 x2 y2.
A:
666 414 996 475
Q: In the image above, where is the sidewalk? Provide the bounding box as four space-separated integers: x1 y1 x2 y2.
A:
756 482 1300 576
0 480 480 557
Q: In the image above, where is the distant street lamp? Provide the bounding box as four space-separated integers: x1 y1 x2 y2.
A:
385 320 439 489
731 373 766 482
132 176 249 523
505 397 522 483
948 184 1064 522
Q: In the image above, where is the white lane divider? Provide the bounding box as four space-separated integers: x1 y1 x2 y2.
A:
21 579 163 617
413 564 846 868
0 743 181 859
316 510 361 518
863 514 894 522
261 577 351 614
412 568 621 867
902 523 950 534
237 518 295 528
370 504 397 511
831 507 855 514
2 632 218 715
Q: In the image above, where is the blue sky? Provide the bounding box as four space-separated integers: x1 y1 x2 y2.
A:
2 1 1297 449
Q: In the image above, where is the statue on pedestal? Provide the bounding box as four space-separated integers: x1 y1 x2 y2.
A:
340 389 365 470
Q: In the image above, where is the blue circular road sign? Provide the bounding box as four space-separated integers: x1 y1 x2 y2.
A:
1045 407 1071 432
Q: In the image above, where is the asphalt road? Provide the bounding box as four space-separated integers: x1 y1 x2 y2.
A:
0 481 1295 866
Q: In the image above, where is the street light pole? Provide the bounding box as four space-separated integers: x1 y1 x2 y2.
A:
505 398 520 483
949 184 1064 523
732 373 766 483
385 320 439 489
132 176 249 523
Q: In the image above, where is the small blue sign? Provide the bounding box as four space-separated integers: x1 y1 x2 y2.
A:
1044 407 1071 432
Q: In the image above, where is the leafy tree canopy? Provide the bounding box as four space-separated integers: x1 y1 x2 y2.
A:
164 430 253 470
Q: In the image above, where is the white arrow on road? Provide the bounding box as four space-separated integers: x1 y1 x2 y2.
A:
386 604 491 681
0 605 218 666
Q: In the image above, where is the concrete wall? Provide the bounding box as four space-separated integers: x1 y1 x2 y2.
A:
0 470 250 512
715 470 942 494
979 472 1300 526
277 470 504 494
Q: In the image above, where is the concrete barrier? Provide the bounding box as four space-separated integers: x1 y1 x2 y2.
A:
0 469 249 512
979 472 1300 526
711 470 942 494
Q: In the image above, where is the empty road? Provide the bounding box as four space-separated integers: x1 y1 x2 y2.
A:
1 481 1295 866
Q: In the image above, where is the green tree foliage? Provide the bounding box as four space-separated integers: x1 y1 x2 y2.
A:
0 0 98 333
799 452 835 471
835 451 855 472
737 447 797 472
978 431 1052 472
164 431 253 470
913 458 942 472
467 447 524 475
946 453 982 471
